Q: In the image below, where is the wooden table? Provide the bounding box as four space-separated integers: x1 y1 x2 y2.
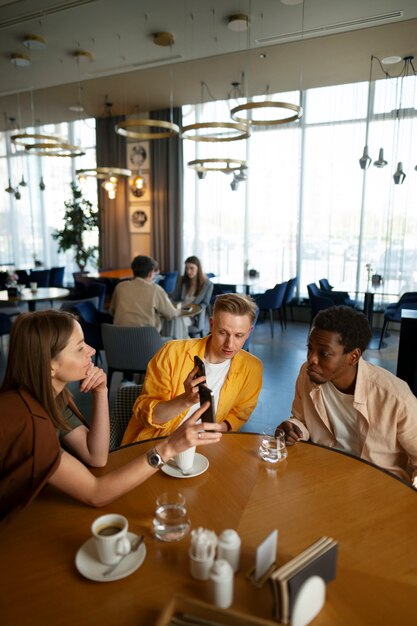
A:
1 435 416 625
0 287 70 311
87 268 133 281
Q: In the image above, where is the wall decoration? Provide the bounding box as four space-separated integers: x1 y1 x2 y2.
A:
127 141 149 170
129 203 151 234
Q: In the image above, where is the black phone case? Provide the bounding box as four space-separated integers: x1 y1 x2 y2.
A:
198 384 214 422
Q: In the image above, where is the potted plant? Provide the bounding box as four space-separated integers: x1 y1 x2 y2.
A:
53 181 99 272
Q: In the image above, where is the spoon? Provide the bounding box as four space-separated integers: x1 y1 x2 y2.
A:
102 535 144 577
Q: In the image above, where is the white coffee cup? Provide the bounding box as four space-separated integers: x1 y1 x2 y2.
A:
174 446 196 472
91 513 131 565
30 282 38 293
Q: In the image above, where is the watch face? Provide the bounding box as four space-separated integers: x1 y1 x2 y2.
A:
147 448 162 468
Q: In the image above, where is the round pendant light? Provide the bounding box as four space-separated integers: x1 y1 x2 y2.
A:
25 142 86 157
181 121 250 142
115 118 180 140
187 158 247 173
230 100 303 126
11 133 64 148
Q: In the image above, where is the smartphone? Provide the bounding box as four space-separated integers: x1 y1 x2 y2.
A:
198 384 215 423
193 355 206 384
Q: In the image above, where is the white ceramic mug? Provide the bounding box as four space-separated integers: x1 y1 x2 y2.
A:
91 513 131 565
30 282 38 293
174 446 196 472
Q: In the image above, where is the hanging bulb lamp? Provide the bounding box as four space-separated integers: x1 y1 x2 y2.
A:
5 179 14 193
130 173 146 197
115 119 179 140
39 177 46 191
374 148 388 168
19 175 27 187
393 162 406 184
359 145 372 170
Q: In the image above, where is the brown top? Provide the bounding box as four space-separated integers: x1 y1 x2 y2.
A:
0 389 61 523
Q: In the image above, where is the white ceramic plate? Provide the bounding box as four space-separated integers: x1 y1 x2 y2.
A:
161 453 209 479
75 531 146 582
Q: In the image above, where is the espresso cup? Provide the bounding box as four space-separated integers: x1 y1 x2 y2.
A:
91 513 131 565
174 446 196 472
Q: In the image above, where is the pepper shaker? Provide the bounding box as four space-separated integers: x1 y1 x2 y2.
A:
209 559 234 609
217 529 241 572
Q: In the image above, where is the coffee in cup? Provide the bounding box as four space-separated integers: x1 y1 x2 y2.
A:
91 513 131 564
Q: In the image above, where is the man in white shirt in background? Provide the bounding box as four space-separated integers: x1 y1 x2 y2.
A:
278 305 417 487
110 255 180 332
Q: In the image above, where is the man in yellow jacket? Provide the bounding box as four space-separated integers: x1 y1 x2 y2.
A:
122 293 263 443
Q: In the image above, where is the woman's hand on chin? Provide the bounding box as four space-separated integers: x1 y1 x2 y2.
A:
79 365 108 394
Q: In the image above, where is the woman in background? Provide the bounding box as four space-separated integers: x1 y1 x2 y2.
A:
0 310 221 522
171 256 213 337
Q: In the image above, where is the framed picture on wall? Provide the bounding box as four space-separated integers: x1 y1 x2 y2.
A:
127 141 150 170
129 203 151 234
129 171 151 201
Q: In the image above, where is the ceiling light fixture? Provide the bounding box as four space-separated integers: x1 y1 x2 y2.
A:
23 34 46 50
116 31 179 141
10 53 31 67
76 167 131 200
230 2 304 126
187 158 247 174
227 14 250 32
25 142 86 157
11 133 64 148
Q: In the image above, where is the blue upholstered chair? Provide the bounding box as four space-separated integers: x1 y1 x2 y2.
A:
378 292 417 349
253 282 287 338
159 271 178 295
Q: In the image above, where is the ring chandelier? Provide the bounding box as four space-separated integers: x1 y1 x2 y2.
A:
181 121 250 142
115 119 180 140
25 142 86 157
187 158 247 173
230 101 303 126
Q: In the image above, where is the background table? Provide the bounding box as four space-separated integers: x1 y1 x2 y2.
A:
0 286 70 311
1 435 416 625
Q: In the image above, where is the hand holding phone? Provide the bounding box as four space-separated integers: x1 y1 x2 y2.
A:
193 355 206 385
198 384 215 423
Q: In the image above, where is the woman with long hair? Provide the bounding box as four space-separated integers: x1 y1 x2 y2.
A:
171 256 213 337
0 309 221 522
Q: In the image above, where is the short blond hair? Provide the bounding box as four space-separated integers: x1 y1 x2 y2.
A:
212 293 257 324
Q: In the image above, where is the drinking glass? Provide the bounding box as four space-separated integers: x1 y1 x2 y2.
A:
258 428 288 463
152 492 190 542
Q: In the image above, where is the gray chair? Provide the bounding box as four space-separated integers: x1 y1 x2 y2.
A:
110 383 143 450
101 324 164 390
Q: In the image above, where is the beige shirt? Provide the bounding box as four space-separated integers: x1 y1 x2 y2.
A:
110 277 178 331
289 358 417 486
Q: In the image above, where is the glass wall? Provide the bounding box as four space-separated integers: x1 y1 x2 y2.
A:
183 78 417 300
0 118 97 284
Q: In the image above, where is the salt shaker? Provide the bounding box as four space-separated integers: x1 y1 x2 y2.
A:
209 559 234 609
217 529 241 572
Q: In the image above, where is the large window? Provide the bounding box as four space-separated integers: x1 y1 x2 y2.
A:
183 78 417 299
0 119 97 283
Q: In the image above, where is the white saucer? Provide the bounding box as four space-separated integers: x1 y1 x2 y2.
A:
161 453 209 479
75 531 146 582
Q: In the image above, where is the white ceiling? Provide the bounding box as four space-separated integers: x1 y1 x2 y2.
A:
0 0 416 131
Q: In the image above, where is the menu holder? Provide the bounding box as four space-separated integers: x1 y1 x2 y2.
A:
269 537 338 625
156 593 277 626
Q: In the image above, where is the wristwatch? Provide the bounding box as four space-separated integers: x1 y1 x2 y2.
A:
146 446 165 469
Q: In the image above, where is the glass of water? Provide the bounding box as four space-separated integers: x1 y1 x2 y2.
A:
152 492 190 542
258 428 288 464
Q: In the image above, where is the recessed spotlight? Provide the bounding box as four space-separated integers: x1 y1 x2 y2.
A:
10 53 31 67
381 55 402 65
280 0 304 5
73 50 93 62
227 14 250 32
259 53 267 59
153 32 175 46
23 34 46 50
